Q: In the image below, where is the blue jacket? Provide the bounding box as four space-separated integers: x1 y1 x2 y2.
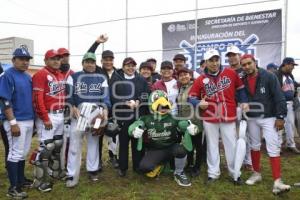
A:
243 68 287 119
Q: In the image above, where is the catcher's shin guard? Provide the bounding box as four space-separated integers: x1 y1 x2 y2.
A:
32 139 55 188
49 135 65 178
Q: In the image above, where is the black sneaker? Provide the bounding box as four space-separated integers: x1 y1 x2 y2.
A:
22 177 33 188
38 182 52 193
118 169 126 177
206 177 218 185
7 186 28 199
109 156 119 169
190 168 200 177
174 172 191 187
88 172 99 182
233 177 243 185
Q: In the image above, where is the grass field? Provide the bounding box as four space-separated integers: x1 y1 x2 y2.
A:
0 137 300 200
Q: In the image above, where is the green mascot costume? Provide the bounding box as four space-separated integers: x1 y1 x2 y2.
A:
128 90 199 187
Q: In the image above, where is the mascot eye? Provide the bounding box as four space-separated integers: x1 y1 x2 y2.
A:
153 94 159 101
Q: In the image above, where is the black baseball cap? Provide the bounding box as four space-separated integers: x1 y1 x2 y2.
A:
281 57 298 66
173 54 186 61
146 58 157 63
139 62 153 71
161 61 173 69
102 50 114 59
123 57 137 66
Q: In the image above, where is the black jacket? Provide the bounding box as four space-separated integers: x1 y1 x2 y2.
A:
110 69 150 122
243 68 287 119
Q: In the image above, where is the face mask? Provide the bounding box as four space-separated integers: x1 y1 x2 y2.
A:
60 63 70 72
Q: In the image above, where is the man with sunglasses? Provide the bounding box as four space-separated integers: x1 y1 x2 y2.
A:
31 49 66 192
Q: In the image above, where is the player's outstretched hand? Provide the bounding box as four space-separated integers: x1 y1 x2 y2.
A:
96 34 108 44
11 124 21 137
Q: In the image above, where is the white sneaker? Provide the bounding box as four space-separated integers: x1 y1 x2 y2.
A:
272 179 290 195
245 172 262 185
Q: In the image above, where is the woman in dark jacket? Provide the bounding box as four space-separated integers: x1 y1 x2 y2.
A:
110 57 150 177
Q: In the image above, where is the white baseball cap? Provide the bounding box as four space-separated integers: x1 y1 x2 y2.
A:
204 48 220 60
225 45 242 56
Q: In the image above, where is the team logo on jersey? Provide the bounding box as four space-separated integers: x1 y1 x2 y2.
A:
75 82 88 94
204 76 231 96
47 81 65 96
89 83 103 93
260 87 266 94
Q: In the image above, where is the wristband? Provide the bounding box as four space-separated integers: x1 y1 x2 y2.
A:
9 119 17 126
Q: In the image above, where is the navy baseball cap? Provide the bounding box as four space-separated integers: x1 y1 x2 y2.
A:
13 48 32 59
266 63 278 70
282 57 298 66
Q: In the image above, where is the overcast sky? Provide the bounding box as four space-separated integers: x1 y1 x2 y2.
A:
0 0 299 77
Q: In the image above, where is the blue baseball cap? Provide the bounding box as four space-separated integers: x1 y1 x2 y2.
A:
281 57 298 66
13 48 33 59
266 63 278 70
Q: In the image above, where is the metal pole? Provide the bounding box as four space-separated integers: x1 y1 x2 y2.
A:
194 0 198 70
67 0 70 50
283 0 288 58
125 0 128 57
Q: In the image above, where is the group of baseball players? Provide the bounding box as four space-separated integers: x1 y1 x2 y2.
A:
0 34 300 199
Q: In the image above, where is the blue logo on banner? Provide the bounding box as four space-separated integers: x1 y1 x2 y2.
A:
178 34 259 69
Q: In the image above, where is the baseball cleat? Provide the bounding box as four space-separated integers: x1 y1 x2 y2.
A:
272 179 290 195
7 186 28 199
245 172 262 185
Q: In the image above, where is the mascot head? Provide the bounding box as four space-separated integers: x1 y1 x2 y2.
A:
149 90 172 115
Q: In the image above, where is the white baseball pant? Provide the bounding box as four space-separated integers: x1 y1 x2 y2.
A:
247 117 281 157
35 113 64 142
236 107 252 165
203 121 239 179
67 118 100 182
3 120 34 162
283 101 296 148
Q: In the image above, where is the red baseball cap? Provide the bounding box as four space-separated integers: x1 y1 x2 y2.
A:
45 49 61 59
240 54 255 62
57 48 70 56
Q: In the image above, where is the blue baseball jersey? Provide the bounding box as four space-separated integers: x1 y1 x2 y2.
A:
66 71 111 109
0 67 34 121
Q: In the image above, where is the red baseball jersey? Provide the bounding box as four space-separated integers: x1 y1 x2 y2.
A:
189 67 244 123
32 66 66 122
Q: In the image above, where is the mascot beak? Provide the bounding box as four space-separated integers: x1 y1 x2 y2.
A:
151 97 172 115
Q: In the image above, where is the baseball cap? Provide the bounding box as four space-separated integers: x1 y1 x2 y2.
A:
204 49 220 60
177 67 191 76
282 57 298 66
173 54 186 61
161 61 173 69
123 57 137 66
102 50 114 59
45 49 61 59
13 48 33 59
139 62 153 71
240 54 255 62
266 63 278 70
57 48 70 56
225 45 242 56
146 58 157 63
82 52 96 61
